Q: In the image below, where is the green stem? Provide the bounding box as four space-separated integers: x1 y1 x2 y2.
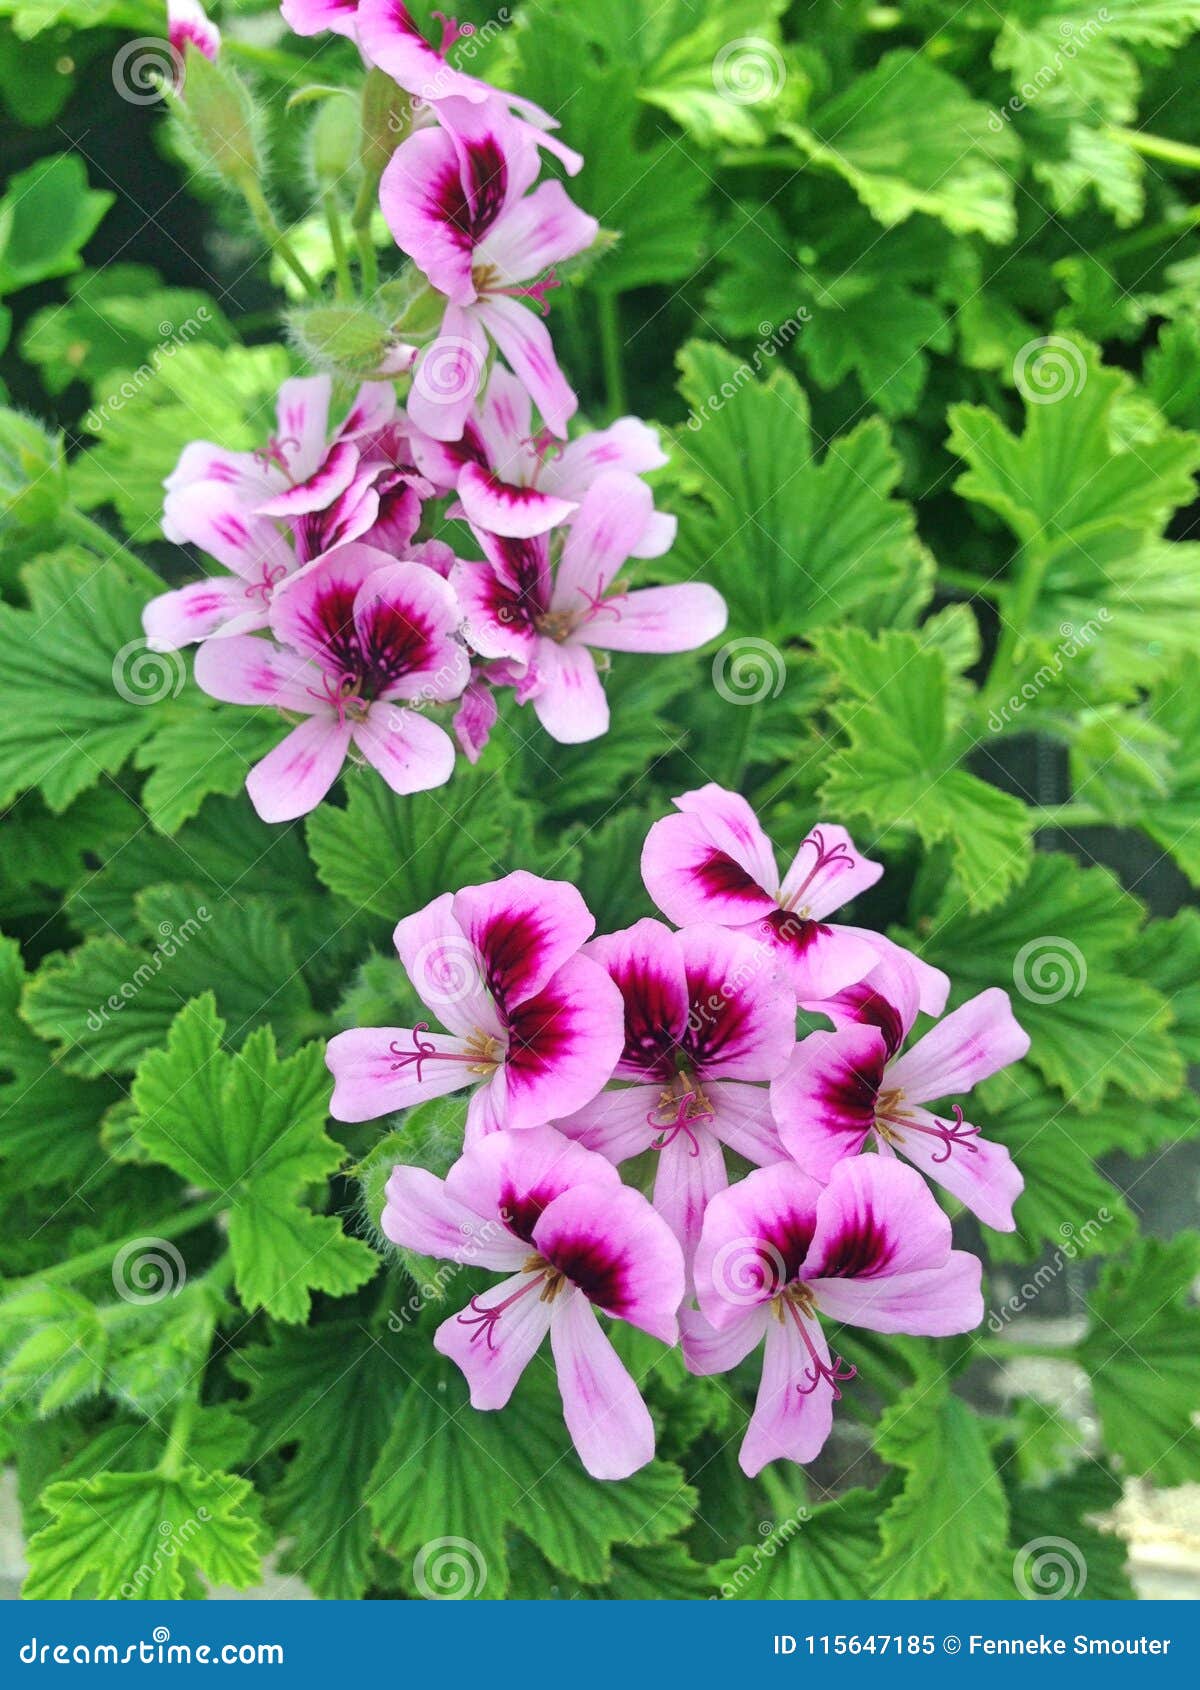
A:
325 192 353 301
158 1395 199 1479
937 565 1003 601
977 1336 1078 1362
727 698 761 790
718 147 802 170
1093 203 1200 264
597 292 627 417
10 1200 224 1292
351 170 380 295
59 508 160 589
1106 126 1200 172
240 178 321 299
1032 802 1108 830
983 543 1051 707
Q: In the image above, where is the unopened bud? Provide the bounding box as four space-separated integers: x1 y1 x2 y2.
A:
0 410 68 536
167 49 264 189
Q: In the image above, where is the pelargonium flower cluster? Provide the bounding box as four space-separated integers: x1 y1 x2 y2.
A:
144 4 727 819
329 786 1029 1480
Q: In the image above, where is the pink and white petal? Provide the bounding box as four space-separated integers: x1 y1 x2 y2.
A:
380 1164 526 1269
802 945 921 1058
451 559 539 666
651 1124 728 1280
493 954 626 1130
193 634 324 710
446 1126 620 1249
778 823 883 922
770 1026 886 1181
576 584 726 653
476 180 598 287
887 988 1031 1105
529 641 609 744
357 0 488 101
549 418 668 498
628 509 677 560
549 1293 656 1480
693 1162 823 1330
436 1274 554 1410
809 1251 983 1338
143 578 254 651
394 894 502 1042
739 1308 837 1475
553 471 654 611
164 482 295 583
475 364 533 467
168 0 219 62
408 425 478 490
457 461 576 538
704 1080 787 1166
453 678 499 764
893 1112 1024 1233
849 930 951 1018
268 543 393 665
353 562 467 702
680 1302 767 1377
801 1154 953 1284
352 705 457 797
553 1084 662 1165
256 440 359 518
453 870 597 1007
326 1025 478 1121
274 375 333 483
474 295 577 439
585 917 688 1083
163 440 277 503
406 306 490 442
679 923 796 1082
280 0 358 39
641 785 778 928
535 1181 684 1343
245 713 353 822
378 127 477 304
763 914 882 1001
338 381 398 441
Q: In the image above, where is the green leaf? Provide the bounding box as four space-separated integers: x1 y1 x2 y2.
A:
783 52 1018 243
814 627 1032 911
712 1488 881 1598
870 1381 1009 1597
128 995 375 1323
669 342 921 640
636 0 789 148
0 553 158 813
135 690 285 836
24 1464 263 1599
1008 1463 1135 1601
0 153 111 294
1078 1234 1200 1484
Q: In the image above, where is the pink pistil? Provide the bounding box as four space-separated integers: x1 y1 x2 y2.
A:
783 827 854 909
431 10 469 52
456 1273 545 1350
306 670 361 726
254 433 300 473
244 562 289 606
880 1103 978 1165
492 269 561 317
387 1022 475 1084
646 1090 714 1158
576 584 626 626
785 1298 857 1400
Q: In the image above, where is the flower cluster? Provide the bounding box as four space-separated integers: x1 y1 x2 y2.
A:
330 786 1029 1479
145 4 727 819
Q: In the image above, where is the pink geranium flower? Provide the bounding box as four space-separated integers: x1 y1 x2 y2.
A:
684 1157 983 1473
453 471 727 742
380 95 597 440
193 542 467 821
642 784 949 1005
409 363 676 548
771 951 1029 1231
326 871 625 1138
556 919 795 1269
147 376 430 649
168 0 220 62
381 1126 685 1478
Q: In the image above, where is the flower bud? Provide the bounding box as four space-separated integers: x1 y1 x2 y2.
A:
166 49 265 190
0 410 68 536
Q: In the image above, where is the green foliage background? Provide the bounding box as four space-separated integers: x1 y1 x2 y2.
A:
1 0 1200 1600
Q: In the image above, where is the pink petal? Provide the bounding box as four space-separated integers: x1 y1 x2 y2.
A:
771 1025 886 1182
678 923 796 1082
452 870 596 1007
651 1123 728 1279
168 0 219 60
474 295 578 439
326 1025 480 1121
529 641 609 744
740 1305 836 1474
280 0 359 39
457 461 577 538
407 306 490 441
143 578 255 651
549 418 668 498
693 1162 823 1331
393 893 503 1042
352 561 468 703
892 1110 1024 1233
760 913 883 1000
554 1084 662 1165
257 439 359 518
846 930 951 1018
357 0 488 101
436 1271 554 1409
380 1164 527 1269
630 509 678 560
549 1292 656 1480
491 953 625 1130
679 1303 767 1376
887 988 1031 1104
554 471 655 611
534 1181 685 1344
444 1124 621 1249
193 633 324 710
268 543 393 666
778 823 883 921
809 1252 983 1338
452 678 499 763
585 917 688 1082
802 947 921 1059
338 381 398 440
352 705 457 797
641 787 778 928
275 375 333 484
164 481 295 583
576 584 727 654
476 180 598 287
163 440 277 504
245 713 352 822
801 1155 953 1282
451 558 540 666
379 127 478 304
704 1079 787 1166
